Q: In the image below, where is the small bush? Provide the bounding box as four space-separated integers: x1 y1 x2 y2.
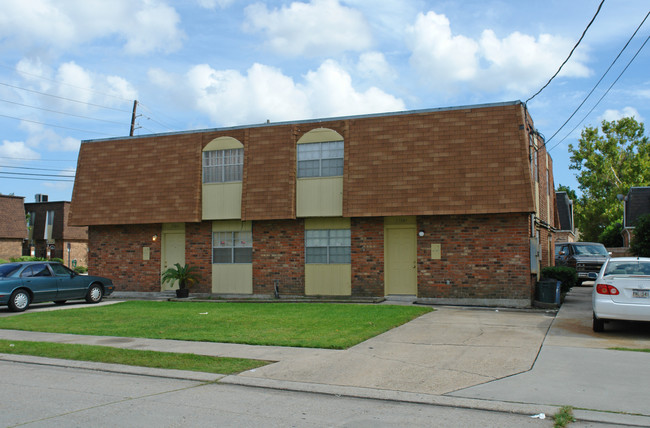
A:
542 266 578 294
0 259 9 264
598 222 623 247
8 256 64 263
74 266 88 274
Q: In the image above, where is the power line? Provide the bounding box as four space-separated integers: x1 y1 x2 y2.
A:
0 61 134 104
0 156 75 162
0 164 75 172
0 113 116 136
0 81 131 113
547 33 650 153
543 10 650 149
0 97 127 126
525 0 605 104
138 102 179 131
0 171 74 178
0 174 74 182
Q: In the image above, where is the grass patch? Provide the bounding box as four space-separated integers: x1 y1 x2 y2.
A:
553 406 576 427
0 301 432 349
0 339 268 374
610 347 650 353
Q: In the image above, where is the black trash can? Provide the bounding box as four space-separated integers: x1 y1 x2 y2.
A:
536 279 561 305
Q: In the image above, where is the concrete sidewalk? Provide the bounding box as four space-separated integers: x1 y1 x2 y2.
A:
1 288 649 426
451 287 650 425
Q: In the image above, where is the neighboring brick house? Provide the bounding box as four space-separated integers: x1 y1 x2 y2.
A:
0 195 27 260
622 187 650 246
555 191 576 244
69 101 556 307
23 199 88 268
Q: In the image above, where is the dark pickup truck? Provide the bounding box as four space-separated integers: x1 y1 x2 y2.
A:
555 242 610 285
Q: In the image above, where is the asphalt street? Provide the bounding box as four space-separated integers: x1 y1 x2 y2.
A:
1 360 563 428
0 286 649 426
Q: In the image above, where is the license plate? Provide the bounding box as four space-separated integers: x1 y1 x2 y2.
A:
633 289 649 298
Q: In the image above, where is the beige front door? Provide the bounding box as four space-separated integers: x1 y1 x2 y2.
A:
385 226 417 295
161 226 185 291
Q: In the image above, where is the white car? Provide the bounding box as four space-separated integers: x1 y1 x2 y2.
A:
592 257 650 332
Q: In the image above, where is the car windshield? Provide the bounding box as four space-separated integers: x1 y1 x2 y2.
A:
573 244 608 256
604 260 650 276
0 263 21 277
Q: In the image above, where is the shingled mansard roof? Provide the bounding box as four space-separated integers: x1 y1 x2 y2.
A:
0 195 27 239
625 187 650 227
555 191 574 232
69 101 538 226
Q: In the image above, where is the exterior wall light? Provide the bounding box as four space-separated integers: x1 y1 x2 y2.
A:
418 231 425 237
152 234 158 242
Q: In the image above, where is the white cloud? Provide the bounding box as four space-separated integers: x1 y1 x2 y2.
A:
0 0 184 55
16 59 138 111
406 11 591 95
406 12 479 84
0 140 40 160
356 52 397 82
18 122 80 153
599 107 643 123
156 60 404 126
197 0 235 9
243 0 372 56
186 63 310 125
302 60 404 117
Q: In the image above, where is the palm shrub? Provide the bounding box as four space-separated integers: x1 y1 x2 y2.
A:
161 263 201 290
541 266 578 294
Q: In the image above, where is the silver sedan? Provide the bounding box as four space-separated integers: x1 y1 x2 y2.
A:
592 257 650 332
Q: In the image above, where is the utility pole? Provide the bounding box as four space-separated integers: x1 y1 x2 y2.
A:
130 100 138 136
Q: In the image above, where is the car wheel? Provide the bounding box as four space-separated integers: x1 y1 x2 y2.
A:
85 284 104 303
593 314 605 333
54 300 67 305
9 290 30 312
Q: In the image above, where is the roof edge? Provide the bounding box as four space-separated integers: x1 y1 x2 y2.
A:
82 100 524 144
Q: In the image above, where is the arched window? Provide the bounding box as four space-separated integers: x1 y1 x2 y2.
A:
203 137 244 183
297 128 344 178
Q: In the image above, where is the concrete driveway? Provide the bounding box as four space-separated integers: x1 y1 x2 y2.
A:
2 287 650 425
235 306 555 395
452 286 650 421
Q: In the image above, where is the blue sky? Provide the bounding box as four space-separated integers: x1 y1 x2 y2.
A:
1 0 648 202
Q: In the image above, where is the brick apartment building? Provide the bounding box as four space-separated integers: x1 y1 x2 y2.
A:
23 199 89 268
69 101 556 307
0 195 27 260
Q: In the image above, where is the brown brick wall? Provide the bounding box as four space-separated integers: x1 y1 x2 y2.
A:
0 239 23 260
351 217 384 296
72 102 538 226
416 214 533 300
242 125 297 220
344 104 534 217
70 133 202 226
185 221 212 293
88 224 162 291
252 219 305 295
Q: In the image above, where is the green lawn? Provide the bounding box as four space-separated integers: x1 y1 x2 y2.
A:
0 301 432 349
0 339 268 374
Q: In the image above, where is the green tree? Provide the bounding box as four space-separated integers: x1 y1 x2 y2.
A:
568 117 649 242
630 214 650 257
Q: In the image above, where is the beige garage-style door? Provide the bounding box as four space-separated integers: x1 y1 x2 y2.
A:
161 224 185 291
384 220 417 296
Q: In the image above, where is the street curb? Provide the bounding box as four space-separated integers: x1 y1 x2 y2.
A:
0 353 224 382
221 375 650 427
3 353 650 426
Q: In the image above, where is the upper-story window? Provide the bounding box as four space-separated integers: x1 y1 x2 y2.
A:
297 141 344 178
203 148 243 183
